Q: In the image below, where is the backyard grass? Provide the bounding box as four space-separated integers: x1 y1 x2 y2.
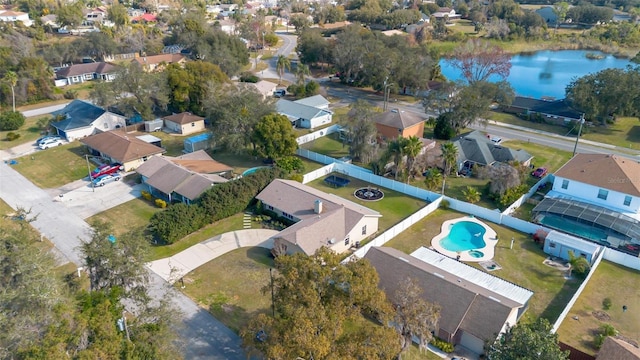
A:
511 201 536 222
301 133 349 159
0 115 48 150
12 143 89 188
147 130 209 156
87 198 161 236
556 260 640 355
306 173 427 232
182 246 274 333
385 208 581 323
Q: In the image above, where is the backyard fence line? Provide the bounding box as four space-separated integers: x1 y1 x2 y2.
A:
446 197 503 224
296 124 341 145
296 148 336 165
302 163 336 184
502 175 551 216
602 247 640 271
342 197 443 264
551 249 605 333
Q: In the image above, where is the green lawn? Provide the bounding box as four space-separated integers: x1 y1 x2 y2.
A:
306 173 427 232
12 143 89 188
301 133 349 159
556 261 640 355
0 115 49 150
504 139 573 174
385 208 581 323
87 198 161 237
148 131 209 156
182 246 274 333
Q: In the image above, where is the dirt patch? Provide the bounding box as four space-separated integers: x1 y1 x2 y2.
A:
592 310 611 321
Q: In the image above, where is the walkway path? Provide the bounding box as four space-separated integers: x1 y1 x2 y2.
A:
148 229 278 282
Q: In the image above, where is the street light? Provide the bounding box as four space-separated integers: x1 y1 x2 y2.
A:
572 113 585 157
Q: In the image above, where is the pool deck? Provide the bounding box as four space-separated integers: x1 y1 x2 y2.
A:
431 216 498 262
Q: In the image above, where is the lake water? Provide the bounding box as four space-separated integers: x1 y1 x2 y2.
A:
439 50 633 99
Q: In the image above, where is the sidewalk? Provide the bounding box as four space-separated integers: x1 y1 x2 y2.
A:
148 229 278 282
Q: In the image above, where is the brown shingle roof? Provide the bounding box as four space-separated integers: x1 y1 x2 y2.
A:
169 150 232 174
373 109 425 130
80 130 165 163
55 62 116 78
162 112 205 125
555 154 640 197
365 247 522 342
133 53 184 66
598 337 640 360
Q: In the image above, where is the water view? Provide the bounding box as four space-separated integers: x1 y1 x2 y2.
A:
440 50 633 100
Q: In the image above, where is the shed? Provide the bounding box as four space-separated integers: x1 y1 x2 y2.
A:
543 230 602 265
136 134 162 148
184 133 212 153
145 118 163 132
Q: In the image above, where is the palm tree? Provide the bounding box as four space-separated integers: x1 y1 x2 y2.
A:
276 55 290 85
423 168 443 191
295 63 310 86
387 136 408 181
440 142 458 177
4 71 17 112
403 136 423 182
462 186 481 204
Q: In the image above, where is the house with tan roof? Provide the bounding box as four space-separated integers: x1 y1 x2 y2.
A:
255 179 381 255
80 130 165 171
597 337 640 360
132 53 186 72
54 62 117 86
532 154 640 255
365 246 534 355
135 153 229 203
239 80 278 99
162 112 206 135
373 109 425 140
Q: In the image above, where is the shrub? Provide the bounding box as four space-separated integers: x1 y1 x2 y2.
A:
433 113 456 140
239 72 259 83
305 80 319 95
594 324 617 349
149 203 208 244
440 199 450 209
6 132 20 141
63 90 77 99
0 111 26 131
141 191 152 201
155 199 167 208
430 337 454 353
602 297 612 310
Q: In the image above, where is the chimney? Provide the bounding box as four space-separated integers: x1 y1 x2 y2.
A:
314 200 323 214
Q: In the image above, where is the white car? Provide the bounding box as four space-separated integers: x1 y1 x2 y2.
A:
39 137 64 149
91 174 121 187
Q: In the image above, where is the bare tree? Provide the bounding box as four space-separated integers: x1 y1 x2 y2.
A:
487 163 521 196
448 39 512 84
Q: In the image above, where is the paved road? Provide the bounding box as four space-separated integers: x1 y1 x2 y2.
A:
0 161 247 359
22 102 70 118
261 32 298 84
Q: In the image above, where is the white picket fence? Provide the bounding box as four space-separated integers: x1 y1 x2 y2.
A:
296 124 341 145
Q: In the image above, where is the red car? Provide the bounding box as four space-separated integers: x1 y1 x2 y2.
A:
531 167 548 178
90 163 123 179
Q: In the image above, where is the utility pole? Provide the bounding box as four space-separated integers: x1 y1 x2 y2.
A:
85 154 94 192
572 113 585 157
123 310 130 341
383 77 391 111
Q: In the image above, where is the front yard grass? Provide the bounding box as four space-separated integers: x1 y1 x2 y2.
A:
12 143 89 188
385 208 581 323
0 115 48 150
556 260 640 356
504 139 573 174
305 173 427 232
87 198 161 236
182 246 274 333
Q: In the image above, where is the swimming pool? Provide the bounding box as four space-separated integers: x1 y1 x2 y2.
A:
242 166 269 177
439 221 487 252
537 214 609 242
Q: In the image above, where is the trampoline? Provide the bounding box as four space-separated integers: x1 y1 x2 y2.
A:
324 175 350 188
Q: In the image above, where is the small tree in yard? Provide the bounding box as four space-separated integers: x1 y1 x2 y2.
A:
0 111 25 131
393 277 440 355
568 250 591 279
462 186 481 204
423 168 443 191
486 318 569 360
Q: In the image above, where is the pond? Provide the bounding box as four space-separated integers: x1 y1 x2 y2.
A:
440 50 633 100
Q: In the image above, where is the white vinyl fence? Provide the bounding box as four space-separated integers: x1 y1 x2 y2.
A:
502 175 551 215
603 247 640 271
296 124 341 145
297 148 337 165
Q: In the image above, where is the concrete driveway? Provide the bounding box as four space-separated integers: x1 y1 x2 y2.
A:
149 229 278 282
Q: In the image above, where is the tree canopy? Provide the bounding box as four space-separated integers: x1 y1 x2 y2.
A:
448 39 512 84
485 318 569 360
341 100 380 163
252 114 298 160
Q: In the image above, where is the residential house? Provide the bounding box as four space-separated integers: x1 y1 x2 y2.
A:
255 179 381 255
216 19 237 35
135 152 229 203
131 13 157 23
543 230 603 265
162 112 206 135
432 7 460 19
452 130 533 172
276 98 333 129
0 10 32 26
84 7 109 25
51 100 126 141
40 14 58 28
54 62 117 86
239 80 278 99
373 109 425 140
80 129 165 171
597 337 640 360
103 52 137 62
294 94 330 110
365 246 534 355
132 53 186 72
502 96 583 125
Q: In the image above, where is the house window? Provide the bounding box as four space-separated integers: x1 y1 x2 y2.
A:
191 122 195 127
103 122 108 129
344 236 350 246
362 225 367 235
267 205 273 210
597 189 608 200
624 196 632 206
549 242 556 248
580 253 587 258
561 180 569 189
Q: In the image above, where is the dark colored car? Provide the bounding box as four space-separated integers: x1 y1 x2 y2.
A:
90 163 123 179
532 167 548 178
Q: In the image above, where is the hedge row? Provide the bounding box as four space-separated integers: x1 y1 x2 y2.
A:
149 168 284 244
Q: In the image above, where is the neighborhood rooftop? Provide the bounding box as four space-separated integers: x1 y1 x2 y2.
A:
410 246 535 306
454 131 533 166
555 154 640 197
51 100 106 130
276 99 332 122
293 94 330 108
373 109 425 130
80 130 165 163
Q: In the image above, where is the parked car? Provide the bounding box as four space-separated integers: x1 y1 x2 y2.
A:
273 89 286 97
38 137 64 149
532 167 548 178
91 174 121 187
487 135 502 144
90 163 123 179
36 135 61 145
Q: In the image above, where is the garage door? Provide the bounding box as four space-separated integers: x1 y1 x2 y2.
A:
460 331 485 355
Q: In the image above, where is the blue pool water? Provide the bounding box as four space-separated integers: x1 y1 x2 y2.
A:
440 221 487 252
537 214 608 242
469 250 484 258
242 166 269 176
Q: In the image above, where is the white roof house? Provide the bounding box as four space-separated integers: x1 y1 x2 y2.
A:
293 94 330 110
276 99 333 129
543 230 602 264
0 10 32 26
